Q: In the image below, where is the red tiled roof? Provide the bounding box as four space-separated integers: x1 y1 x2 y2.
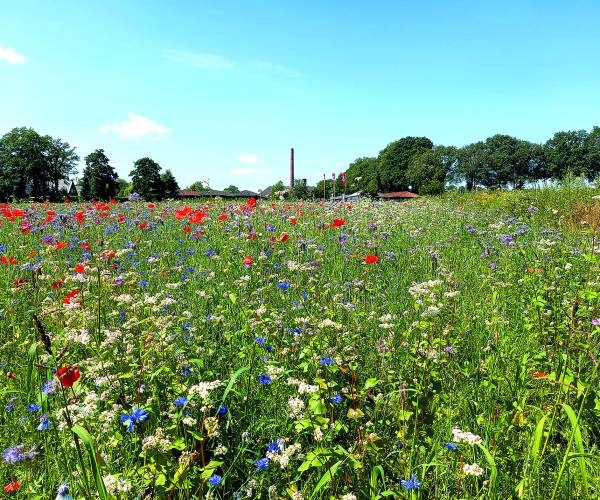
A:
178 190 202 197
379 191 419 198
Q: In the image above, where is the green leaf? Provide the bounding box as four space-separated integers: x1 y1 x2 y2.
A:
72 425 108 500
310 460 342 499
222 366 249 402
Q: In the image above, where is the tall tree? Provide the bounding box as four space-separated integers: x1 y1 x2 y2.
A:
543 130 589 180
457 142 487 190
161 169 180 198
585 126 600 181
81 149 119 200
377 137 433 191
45 137 79 199
223 185 240 193
130 157 163 200
345 157 380 192
406 146 458 193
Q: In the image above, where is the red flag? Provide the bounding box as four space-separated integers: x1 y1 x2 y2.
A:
342 172 347 187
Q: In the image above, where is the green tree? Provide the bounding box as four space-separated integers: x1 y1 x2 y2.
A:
406 146 458 192
130 157 164 200
116 178 131 198
46 137 79 199
377 136 433 192
81 149 119 200
345 157 380 192
456 142 487 190
544 130 590 180
291 179 310 200
188 180 210 191
161 169 180 198
223 185 240 193
585 126 600 181
269 180 287 200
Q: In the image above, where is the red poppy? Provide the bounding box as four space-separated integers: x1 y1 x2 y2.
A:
532 372 548 378
75 264 86 274
332 219 346 227
138 222 149 230
64 198 70 204
109 198 117 204
63 290 80 305
183 226 191 233
147 203 155 209
56 366 81 388
364 255 379 264
52 278 65 290
218 213 228 221
1 256 17 265
279 233 289 243
247 197 257 209
79 242 91 250
53 241 68 249
243 256 254 267
290 217 298 225
13 278 28 288
3 481 21 493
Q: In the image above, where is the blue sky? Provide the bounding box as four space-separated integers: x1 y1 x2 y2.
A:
1 1 600 191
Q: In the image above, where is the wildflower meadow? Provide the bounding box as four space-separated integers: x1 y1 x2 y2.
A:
0 189 599 499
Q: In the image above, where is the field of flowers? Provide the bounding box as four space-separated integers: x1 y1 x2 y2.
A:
0 190 598 499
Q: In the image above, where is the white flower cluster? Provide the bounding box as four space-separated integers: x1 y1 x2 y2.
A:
189 380 222 400
266 442 301 469
142 428 172 452
462 463 484 476
287 397 305 418
452 428 482 445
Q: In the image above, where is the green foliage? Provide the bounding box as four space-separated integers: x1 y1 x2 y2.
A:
130 157 164 200
223 185 240 193
346 157 380 192
81 149 119 200
188 180 210 191
377 136 433 191
161 169 180 199
0 127 78 201
269 180 287 199
291 179 310 200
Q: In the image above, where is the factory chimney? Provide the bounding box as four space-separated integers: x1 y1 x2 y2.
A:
290 147 295 189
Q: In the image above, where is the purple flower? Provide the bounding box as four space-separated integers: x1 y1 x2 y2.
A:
500 234 514 245
489 262 498 270
592 318 600 326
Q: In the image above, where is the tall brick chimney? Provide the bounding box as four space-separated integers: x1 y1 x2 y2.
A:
290 147 295 189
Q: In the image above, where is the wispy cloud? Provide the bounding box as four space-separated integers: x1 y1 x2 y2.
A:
238 154 263 164
163 50 234 70
0 46 26 65
253 60 302 78
99 112 172 141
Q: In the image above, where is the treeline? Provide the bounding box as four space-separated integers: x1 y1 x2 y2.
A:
0 127 180 201
317 127 600 196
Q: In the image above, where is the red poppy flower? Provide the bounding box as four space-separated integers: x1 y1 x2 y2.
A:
218 213 228 221
52 278 65 290
56 366 81 388
138 222 149 230
364 255 379 264
247 197 257 209
65 198 71 204
332 219 346 227
79 242 91 250
109 198 117 204
183 226 191 233
279 233 289 243
243 256 254 267
75 264 86 274
147 203 155 209
63 290 80 305
290 217 298 225
3 481 21 493
13 278 28 288
1 256 17 265
53 241 68 249
532 372 548 378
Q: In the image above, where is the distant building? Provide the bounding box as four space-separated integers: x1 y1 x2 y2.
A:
330 191 363 202
378 191 419 201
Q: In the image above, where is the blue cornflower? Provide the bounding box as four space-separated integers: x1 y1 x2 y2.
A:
56 482 74 500
37 414 50 431
320 355 334 366
254 457 270 470
174 397 188 407
401 473 422 490
139 280 149 286
0 244 5 254
257 373 271 385
255 336 267 345
207 474 222 487
5 396 16 413
490 262 498 270
265 345 273 352
301 291 308 300
446 443 457 451
267 438 285 454
180 365 193 376
465 224 476 233
120 407 149 432
265 225 276 232
26 404 41 412
217 404 227 416
500 234 514 245
276 283 291 290
329 394 343 404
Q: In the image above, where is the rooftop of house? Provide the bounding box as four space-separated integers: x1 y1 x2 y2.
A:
378 191 419 198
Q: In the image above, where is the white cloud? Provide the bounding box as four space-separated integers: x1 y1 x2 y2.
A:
99 112 172 141
238 154 263 164
230 167 256 175
258 168 272 174
0 47 26 64
163 50 233 70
